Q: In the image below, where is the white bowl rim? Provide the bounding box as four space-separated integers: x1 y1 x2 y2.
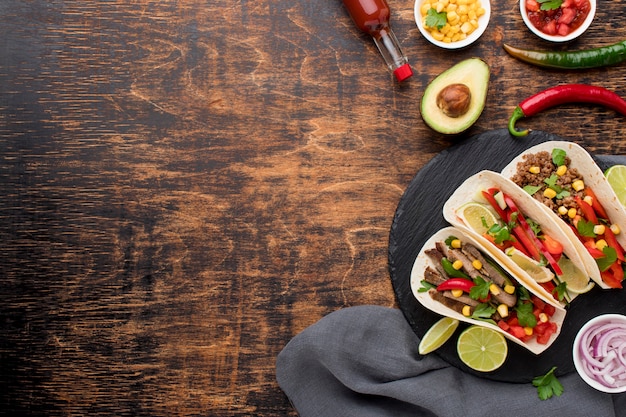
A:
414 0 491 49
519 0 596 43
572 313 626 394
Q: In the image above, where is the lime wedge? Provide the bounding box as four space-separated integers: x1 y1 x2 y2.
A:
558 256 594 294
605 165 626 208
457 325 508 372
505 248 554 283
418 317 460 355
457 202 498 235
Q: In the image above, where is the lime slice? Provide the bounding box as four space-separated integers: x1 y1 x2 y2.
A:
457 325 508 372
457 202 498 235
418 317 460 355
605 165 626 208
558 257 594 294
505 248 554 283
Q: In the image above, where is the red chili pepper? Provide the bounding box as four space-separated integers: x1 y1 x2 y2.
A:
508 84 626 137
436 277 475 292
481 190 507 220
601 262 624 289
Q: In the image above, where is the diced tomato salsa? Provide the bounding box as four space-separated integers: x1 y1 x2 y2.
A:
525 0 591 37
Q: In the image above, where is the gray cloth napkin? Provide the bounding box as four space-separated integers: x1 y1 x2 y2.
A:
276 305 626 417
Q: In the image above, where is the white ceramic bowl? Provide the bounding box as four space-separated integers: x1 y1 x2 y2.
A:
572 314 626 393
414 0 491 49
520 0 596 42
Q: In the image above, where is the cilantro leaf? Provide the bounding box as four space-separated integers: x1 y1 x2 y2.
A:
532 366 564 400
469 276 491 300
523 184 542 196
597 246 618 272
576 218 596 238
515 300 537 328
537 0 563 10
552 148 567 167
554 282 568 302
471 302 496 321
425 8 447 29
544 174 569 199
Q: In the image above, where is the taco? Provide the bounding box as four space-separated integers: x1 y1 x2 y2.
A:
411 226 566 355
501 141 626 289
443 170 593 307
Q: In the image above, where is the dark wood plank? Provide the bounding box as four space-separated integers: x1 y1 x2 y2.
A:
0 0 625 415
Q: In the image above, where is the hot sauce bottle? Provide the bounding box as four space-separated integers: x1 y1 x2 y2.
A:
342 0 413 82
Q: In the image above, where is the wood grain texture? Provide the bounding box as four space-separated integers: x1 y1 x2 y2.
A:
0 0 625 415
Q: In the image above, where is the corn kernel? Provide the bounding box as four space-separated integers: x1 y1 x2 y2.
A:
472 259 482 270
450 238 461 248
421 2 431 14
431 30 445 41
596 239 608 250
572 180 585 191
568 208 577 219
462 305 471 316
539 313 549 323
452 260 463 270
593 224 606 235
446 10 458 20
558 206 568 216
529 166 540 174
451 289 464 297
556 165 568 176
504 284 515 294
543 188 557 199
611 224 621 235
489 283 500 295
497 304 509 318
436 2 445 12
584 195 594 206
524 326 534 336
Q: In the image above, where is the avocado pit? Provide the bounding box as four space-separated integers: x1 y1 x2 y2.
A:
436 83 472 118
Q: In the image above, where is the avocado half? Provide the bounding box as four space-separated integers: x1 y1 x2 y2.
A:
420 58 490 135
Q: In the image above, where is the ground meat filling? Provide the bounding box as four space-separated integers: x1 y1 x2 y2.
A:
509 151 585 218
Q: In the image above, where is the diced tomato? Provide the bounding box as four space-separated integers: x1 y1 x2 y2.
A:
558 7 576 24
544 303 556 317
498 320 510 331
536 322 557 344
508 325 526 339
531 295 546 311
543 20 557 35
526 0 540 11
507 316 519 327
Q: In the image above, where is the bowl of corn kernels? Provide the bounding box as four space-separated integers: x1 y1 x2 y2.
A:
414 0 491 49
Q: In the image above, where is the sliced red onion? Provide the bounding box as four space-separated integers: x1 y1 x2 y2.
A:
577 319 626 389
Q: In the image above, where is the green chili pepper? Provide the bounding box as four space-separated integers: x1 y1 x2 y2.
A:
441 258 469 278
503 40 626 70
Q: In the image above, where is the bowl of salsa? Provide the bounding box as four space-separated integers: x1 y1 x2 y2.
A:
520 0 595 42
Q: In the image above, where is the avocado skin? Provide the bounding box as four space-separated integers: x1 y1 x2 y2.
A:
421 58 490 135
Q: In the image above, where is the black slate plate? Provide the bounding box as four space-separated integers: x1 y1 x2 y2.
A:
388 128 626 383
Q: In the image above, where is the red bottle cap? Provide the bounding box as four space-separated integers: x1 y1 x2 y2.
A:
393 64 413 82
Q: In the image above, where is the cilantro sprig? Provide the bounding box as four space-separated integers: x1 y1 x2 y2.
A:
537 0 563 10
425 8 447 29
532 366 564 400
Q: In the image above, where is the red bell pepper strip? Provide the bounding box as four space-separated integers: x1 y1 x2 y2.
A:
437 278 475 293
601 262 624 289
603 228 625 262
575 196 598 224
508 84 626 137
482 189 507 220
584 187 610 220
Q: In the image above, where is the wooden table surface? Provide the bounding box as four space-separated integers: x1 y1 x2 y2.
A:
1 0 625 415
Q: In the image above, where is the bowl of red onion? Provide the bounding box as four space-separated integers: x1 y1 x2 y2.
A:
573 314 626 393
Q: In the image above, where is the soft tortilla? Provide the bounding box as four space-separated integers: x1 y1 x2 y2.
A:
411 226 566 355
501 140 626 290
